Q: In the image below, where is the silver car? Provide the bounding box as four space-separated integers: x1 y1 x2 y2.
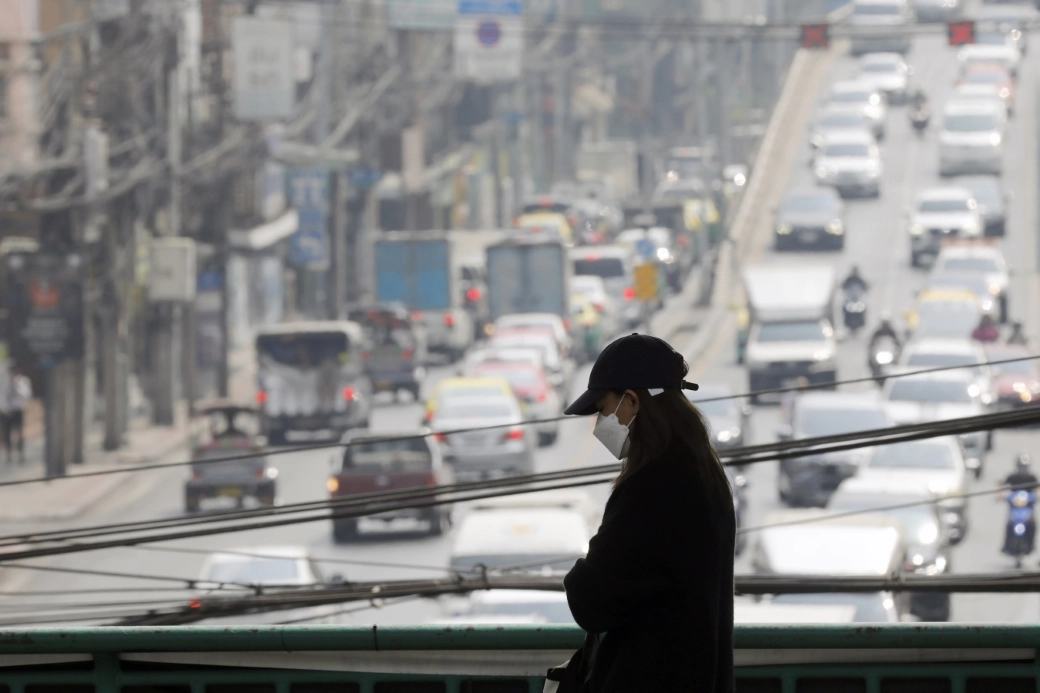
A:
827 80 887 139
857 53 910 104
814 131 882 198
939 101 1006 176
907 187 983 267
429 393 536 481
809 105 877 150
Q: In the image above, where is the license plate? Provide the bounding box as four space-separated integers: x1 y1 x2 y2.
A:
219 487 242 498
799 230 819 242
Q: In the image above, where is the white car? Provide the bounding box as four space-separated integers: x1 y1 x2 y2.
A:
907 188 983 267
809 105 876 150
883 370 989 476
899 338 995 408
939 101 1006 176
934 244 1010 322
827 80 887 139
952 83 1010 117
852 436 969 538
913 0 961 23
448 506 590 574
849 0 912 56
958 43 1020 78
814 130 882 198
493 313 573 361
857 53 911 104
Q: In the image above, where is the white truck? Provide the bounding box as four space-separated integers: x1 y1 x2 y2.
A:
575 141 640 202
743 266 837 403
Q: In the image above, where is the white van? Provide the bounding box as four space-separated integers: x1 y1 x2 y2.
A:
849 0 912 55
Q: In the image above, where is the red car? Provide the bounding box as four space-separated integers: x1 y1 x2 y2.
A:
985 345 1040 407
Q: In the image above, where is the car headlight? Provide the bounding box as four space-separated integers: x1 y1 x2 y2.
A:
988 282 1001 296
909 223 925 236
776 223 793 235
656 247 671 262
716 428 741 443
963 220 980 235
918 523 939 546
1000 87 1011 98
990 133 1002 146
815 165 830 179
826 219 843 235
813 349 832 361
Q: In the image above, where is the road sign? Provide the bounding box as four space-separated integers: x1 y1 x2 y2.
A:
455 0 523 83
634 263 658 303
3 253 84 369
948 21 975 46
635 238 657 261
800 24 829 50
287 169 330 270
232 17 295 120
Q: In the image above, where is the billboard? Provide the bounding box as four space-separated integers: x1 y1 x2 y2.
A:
232 17 295 120
3 253 84 369
454 0 523 83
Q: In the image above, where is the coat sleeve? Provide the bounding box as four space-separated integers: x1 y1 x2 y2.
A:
564 480 673 633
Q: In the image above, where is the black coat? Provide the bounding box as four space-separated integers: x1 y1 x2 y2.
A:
564 446 735 693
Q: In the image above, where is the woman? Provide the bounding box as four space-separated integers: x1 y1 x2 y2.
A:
561 333 735 693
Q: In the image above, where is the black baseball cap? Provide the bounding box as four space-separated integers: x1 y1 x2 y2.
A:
564 333 699 416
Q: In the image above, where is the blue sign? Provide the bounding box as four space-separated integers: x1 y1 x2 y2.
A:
636 238 657 261
458 0 522 15
477 20 502 46
287 168 330 270
347 166 383 190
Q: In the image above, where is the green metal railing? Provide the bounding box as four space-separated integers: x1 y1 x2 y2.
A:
1 625 1040 692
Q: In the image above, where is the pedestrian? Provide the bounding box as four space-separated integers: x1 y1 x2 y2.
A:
556 334 734 693
1008 321 1028 346
2 367 30 464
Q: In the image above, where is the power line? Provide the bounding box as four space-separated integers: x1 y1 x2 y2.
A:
1 351 1034 491
0 562 254 590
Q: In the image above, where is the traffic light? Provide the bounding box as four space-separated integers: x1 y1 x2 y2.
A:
800 23 829 50
948 21 975 47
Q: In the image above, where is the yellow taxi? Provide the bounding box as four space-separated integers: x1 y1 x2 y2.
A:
905 288 981 338
423 376 517 423
515 211 575 246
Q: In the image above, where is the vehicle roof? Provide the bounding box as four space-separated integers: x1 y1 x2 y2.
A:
495 313 566 325
341 428 430 443
744 266 835 315
860 52 903 65
960 44 1016 57
571 274 606 287
569 245 631 259
471 489 599 522
756 511 904 575
954 83 1002 95
936 243 1004 260
783 188 841 202
451 508 590 556
917 288 979 302
734 602 857 624
436 376 513 390
903 338 983 356
470 589 570 604
831 80 879 95
886 367 976 383
795 391 883 410
255 320 364 339
206 546 310 561
943 99 1005 115
467 347 544 363
818 103 871 118
829 486 940 507
984 343 1031 358
916 186 974 202
820 130 876 145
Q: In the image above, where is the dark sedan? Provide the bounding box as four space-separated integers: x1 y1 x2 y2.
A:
773 189 846 250
955 175 1007 237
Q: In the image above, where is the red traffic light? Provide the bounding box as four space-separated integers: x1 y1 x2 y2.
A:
800 23 829 50
948 21 975 46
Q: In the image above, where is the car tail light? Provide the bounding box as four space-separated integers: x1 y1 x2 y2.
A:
402 348 414 360
444 313 455 327
562 319 571 331
503 427 524 441
427 473 438 486
342 386 357 401
512 216 520 227
423 410 434 423
677 235 689 246
466 287 481 302
360 351 370 362
326 477 340 493
256 390 268 405
623 287 636 301
255 468 266 479
593 302 604 313
537 391 548 403
433 433 446 443
411 311 424 322
189 599 202 610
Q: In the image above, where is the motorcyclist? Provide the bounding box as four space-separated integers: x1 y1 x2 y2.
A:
972 314 1001 343
841 266 869 295
869 315 902 353
1008 321 1029 346
1005 452 1039 492
909 86 929 112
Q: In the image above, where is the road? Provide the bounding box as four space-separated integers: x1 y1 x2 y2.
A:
1 29 1038 626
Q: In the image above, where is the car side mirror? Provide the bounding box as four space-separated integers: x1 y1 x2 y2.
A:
776 423 793 440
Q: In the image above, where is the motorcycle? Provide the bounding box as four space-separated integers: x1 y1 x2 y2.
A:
869 336 899 386
843 286 867 334
1003 489 1036 568
909 105 930 134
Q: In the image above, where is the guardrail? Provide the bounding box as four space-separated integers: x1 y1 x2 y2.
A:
2 625 1040 692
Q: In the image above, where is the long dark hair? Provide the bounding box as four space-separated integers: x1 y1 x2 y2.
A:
613 360 732 506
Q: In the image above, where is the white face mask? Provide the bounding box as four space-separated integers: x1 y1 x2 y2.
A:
593 397 635 460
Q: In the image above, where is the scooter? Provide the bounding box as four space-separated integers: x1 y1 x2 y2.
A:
843 286 867 334
1003 489 1036 568
868 336 899 387
910 106 930 135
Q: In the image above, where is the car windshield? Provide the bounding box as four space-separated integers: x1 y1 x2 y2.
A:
438 401 515 419
829 500 939 539
887 379 974 403
206 557 301 584
944 113 999 131
862 62 899 73
831 91 871 104
783 194 837 213
823 143 870 157
256 332 348 367
918 198 971 213
940 257 1001 273
771 593 895 622
854 4 900 15
795 407 888 437
344 437 431 472
819 113 864 128
916 313 981 339
451 554 576 572
870 441 958 470
964 71 1005 85
756 321 826 343
573 258 625 278
473 366 540 389
905 353 981 375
